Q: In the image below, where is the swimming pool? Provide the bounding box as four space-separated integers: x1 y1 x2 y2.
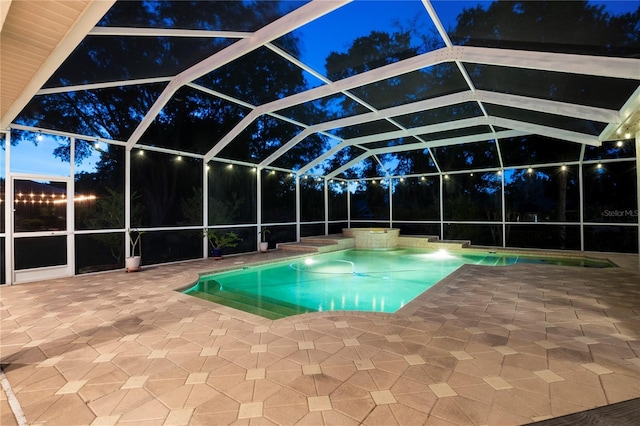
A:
183 248 613 319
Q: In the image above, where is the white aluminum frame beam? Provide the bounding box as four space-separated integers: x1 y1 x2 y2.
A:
37 77 173 96
280 89 614 173
0 0 116 128
489 117 600 145
89 27 251 39
126 0 351 149
205 45 637 163
600 86 640 141
323 129 526 179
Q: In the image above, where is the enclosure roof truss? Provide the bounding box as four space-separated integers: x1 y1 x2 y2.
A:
2 0 639 177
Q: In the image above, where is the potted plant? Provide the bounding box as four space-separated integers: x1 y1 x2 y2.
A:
258 226 271 252
125 228 144 272
204 228 242 259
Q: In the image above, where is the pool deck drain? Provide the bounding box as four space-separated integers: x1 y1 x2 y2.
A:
1 248 638 425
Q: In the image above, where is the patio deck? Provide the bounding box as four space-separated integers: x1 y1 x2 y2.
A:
1 249 639 425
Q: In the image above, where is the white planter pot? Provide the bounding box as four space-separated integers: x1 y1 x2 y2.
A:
259 242 269 252
125 256 141 272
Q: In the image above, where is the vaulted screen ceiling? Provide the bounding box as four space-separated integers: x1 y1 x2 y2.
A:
3 0 640 178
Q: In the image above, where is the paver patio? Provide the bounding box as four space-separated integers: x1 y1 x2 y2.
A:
1 249 638 425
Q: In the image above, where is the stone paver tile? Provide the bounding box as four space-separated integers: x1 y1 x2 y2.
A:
251 344 268 353
148 349 169 359
93 353 117 363
163 408 193 425
246 368 266 380
428 383 457 398
354 359 375 370
308 395 332 412
37 357 63 367
121 376 149 389
483 376 513 390
403 354 425 365
302 364 322 375
451 351 474 360
200 347 219 356
298 341 315 350
534 370 565 383
574 336 599 345
494 346 518 355
535 340 560 349
610 333 636 342
90 415 121 425
370 389 397 405
120 334 138 342
55 380 88 394
185 372 209 385
238 401 263 419
581 363 612 375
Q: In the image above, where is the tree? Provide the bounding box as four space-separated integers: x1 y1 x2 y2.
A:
13 0 320 228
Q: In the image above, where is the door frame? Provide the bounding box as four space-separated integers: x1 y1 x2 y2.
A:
9 173 74 284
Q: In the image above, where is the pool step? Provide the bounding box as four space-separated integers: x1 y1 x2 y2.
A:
279 234 470 252
188 289 313 320
397 235 471 249
278 235 354 253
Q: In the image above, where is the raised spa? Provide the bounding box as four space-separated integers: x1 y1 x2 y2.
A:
342 227 400 249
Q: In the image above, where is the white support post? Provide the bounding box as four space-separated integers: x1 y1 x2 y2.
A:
439 174 445 239
68 138 75 277
324 179 329 235
203 161 209 258
389 178 393 228
636 133 640 271
347 180 351 229
124 149 131 258
256 167 262 251
501 170 506 248
3 130 12 284
295 174 301 242
578 144 586 252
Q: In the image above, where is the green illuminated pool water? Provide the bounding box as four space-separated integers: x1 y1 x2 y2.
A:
183 248 613 319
